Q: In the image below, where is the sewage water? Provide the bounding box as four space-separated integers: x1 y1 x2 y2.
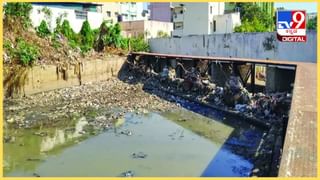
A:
4 102 264 177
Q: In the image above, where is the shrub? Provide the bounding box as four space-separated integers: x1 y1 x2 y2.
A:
79 20 94 52
157 31 169 38
37 20 51 37
59 20 76 40
129 36 149 52
16 39 39 66
4 2 33 28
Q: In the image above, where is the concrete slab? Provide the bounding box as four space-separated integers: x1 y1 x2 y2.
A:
279 63 317 177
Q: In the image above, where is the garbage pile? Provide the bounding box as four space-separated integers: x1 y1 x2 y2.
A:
127 63 292 121
251 92 292 119
223 75 251 106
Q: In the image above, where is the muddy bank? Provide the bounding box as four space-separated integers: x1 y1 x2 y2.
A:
4 77 178 130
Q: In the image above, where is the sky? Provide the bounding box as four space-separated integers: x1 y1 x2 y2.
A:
274 2 317 13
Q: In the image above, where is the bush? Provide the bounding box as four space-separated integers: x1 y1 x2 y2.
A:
37 20 51 37
59 20 76 40
4 2 33 28
79 20 94 52
129 36 149 52
157 31 169 38
16 39 39 66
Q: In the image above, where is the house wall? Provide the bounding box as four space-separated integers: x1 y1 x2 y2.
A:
212 12 241 34
120 20 173 39
149 31 317 62
101 2 120 23
172 2 225 36
119 2 147 21
30 4 103 33
149 3 172 22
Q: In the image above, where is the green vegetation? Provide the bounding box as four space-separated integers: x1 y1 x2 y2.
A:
4 2 33 28
16 39 40 66
157 31 169 38
79 20 94 52
36 20 51 37
234 3 274 32
4 38 39 66
307 16 317 30
129 36 149 52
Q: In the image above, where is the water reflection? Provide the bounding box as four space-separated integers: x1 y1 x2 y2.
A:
4 107 264 177
40 118 88 152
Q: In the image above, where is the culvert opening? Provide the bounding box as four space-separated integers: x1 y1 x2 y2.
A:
118 52 297 177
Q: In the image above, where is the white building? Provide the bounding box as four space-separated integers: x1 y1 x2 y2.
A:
30 2 103 33
101 2 120 24
100 2 149 23
119 2 149 22
172 3 240 36
120 20 173 40
212 12 241 34
172 3 224 36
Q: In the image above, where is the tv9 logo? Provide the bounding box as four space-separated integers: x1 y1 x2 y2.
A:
277 10 306 42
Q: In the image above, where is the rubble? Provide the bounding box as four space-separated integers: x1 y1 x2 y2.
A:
4 78 178 130
124 63 292 126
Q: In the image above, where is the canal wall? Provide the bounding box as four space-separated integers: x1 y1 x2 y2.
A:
8 56 126 95
149 31 317 63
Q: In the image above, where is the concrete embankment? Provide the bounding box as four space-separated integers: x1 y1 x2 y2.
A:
6 56 126 95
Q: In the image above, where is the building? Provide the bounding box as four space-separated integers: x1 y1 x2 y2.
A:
212 12 241 34
100 2 149 23
101 2 120 24
30 2 103 33
172 3 241 36
120 20 173 40
119 2 149 22
148 3 172 22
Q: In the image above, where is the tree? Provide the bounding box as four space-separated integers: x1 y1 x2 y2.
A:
234 3 274 32
307 16 317 30
79 20 94 52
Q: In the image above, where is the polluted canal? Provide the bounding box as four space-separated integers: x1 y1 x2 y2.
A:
4 94 265 177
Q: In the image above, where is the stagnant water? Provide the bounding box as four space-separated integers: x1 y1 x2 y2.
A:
4 101 265 177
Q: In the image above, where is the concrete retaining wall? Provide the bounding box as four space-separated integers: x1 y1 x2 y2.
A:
21 57 125 95
149 31 317 63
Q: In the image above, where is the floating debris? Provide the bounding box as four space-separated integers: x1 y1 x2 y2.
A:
120 130 132 136
121 170 134 177
132 152 148 159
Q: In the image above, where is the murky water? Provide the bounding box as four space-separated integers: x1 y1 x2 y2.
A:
4 102 264 177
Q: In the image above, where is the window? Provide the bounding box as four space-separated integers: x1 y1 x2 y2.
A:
213 20 216 32
210 6 212 14
174 22 183 30
106 11 111 17
75 10 87 19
